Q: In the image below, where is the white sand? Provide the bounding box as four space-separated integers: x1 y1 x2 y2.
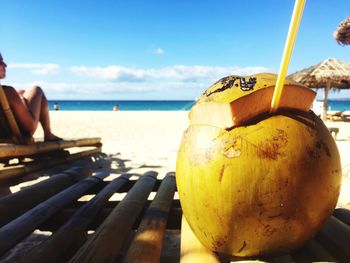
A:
33 111 350 208
324 120 350 208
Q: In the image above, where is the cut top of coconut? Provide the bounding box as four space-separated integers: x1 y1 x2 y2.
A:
190 73 316 129
197 73 303 104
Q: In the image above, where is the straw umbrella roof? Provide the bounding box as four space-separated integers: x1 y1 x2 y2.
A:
288 58 350 120
288 58 350 89
333 16 350 45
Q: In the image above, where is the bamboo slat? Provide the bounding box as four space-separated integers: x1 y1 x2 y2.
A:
293 239 337 262
123 172 176 263
0 166 91 227
0 171 109 256
0 108 12 138
0 83 22 143
333 208 350 226
268 255 295 263
23 173 132 263
0 162 348 262
180 215 219 263
0 147 101 180
316 215 350 259
69 171 158 263
0 137 101 158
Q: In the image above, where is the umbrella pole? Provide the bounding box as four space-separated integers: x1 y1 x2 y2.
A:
322 81 331 121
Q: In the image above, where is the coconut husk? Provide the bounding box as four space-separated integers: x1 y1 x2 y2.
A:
334 16 350 46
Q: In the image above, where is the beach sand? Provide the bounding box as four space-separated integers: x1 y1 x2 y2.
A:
32 111 350 208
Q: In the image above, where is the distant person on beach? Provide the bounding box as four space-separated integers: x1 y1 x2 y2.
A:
0 53 61 141
54 102 59 111
113 104 119 111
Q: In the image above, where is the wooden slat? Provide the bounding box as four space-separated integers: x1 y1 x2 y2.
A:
0 166 91 227
180 215 220 263
302 239 337 262
23 173 132 263
316 215 350 261
0 137 101 158
333 208 350 226
0 83 22 143
0 106 12 138
36 206 183 233
0 163 349 262
0 171 109 256
0 147 101 180
123 172 176 263
268 255 296 263
70 171 158 263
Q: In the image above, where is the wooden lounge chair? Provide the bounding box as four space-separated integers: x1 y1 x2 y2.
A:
0 166 349 262
341 111 350 121
327 111 344 121
327 110 346 121
0 82 102 180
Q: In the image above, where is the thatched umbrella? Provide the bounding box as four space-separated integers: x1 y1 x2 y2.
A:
334 16 350 45
288 58 350 120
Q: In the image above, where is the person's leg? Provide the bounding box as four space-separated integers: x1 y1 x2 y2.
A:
3 85 37 135
22 86 61 141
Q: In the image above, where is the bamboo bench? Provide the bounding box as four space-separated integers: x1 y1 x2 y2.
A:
0 82 102 180
0 166 349 262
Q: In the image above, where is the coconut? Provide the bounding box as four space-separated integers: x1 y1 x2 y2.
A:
176 73 342 257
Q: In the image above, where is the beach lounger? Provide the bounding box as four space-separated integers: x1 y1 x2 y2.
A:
0 164 348 262
327 111 344 121
341 111 350 121
327 110 349 121
0 83 102 180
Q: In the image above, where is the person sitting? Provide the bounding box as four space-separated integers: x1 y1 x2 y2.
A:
0 53 61 141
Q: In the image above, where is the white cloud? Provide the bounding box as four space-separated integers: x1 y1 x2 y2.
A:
70 66 146 81
154 47 165 55
8 63 60 75
7 63 269 99
70 64 268 82
9 80 204 96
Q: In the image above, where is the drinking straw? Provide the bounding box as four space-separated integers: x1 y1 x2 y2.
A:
270 0 306 113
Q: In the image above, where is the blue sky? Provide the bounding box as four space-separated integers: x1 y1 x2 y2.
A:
1 0 349 100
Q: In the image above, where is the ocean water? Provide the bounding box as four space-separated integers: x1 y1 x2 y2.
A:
48 99 350 111
48 100 195 111
327 99 350 111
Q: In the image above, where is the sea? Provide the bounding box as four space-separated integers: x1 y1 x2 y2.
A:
47 99 350 111
48 100 195 111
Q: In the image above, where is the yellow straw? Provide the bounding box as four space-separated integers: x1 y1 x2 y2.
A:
270 0 306 113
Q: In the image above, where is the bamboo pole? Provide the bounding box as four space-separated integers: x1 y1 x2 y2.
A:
0 108 12 139
0 171 109 256
0 83 22 143
180 215 220 263
123 172 176 263
23 173 132 263
0 137 101 158
0 166 91 227
298 239 337 262
333 208 350 226
268 255 295 263
69 171 158 263
322 81 331 121
0 147 101 180
317 215 350 259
